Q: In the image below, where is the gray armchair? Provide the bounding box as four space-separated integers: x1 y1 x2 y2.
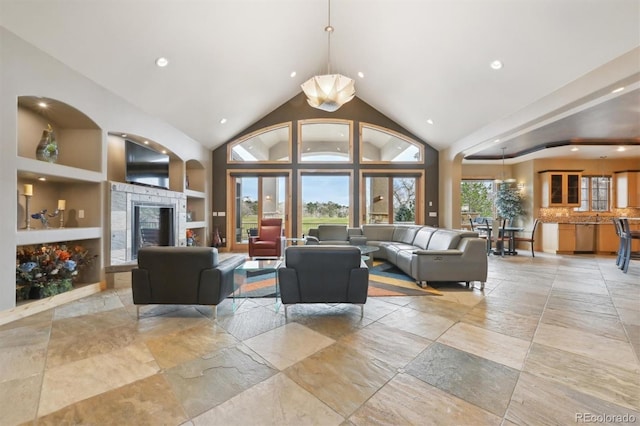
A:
131 246 246 318
278 246 369 319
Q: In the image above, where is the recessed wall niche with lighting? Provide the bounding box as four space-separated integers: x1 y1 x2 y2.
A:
15 95 104 293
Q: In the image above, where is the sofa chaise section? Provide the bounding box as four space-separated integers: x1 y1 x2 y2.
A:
361 224 488 289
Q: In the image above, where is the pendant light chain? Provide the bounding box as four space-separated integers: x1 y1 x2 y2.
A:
326 0 333 75
300 0 355 112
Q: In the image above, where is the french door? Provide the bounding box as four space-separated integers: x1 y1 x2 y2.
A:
361 173 424 224
229 174 290 252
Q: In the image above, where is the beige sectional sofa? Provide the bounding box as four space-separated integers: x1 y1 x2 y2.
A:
306 224 365 245
307 224 488 289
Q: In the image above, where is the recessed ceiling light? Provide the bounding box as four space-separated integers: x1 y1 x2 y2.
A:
155 57 169 67
611 87 625 94
219 118 227 124
493 138 501 144
290 71 297 78
490 60 503 70
357 72 364 78
570 147 579 152
38 177 46 181
144 140 149 145
161 150 167 154
37 102 47 108
121 134 127 138
426 119 434 125
617 146 626 152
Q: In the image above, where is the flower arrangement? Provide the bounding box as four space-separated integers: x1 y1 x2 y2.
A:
16 243 97 299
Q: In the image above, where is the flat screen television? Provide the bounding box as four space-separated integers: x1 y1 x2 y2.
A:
125 140 170 189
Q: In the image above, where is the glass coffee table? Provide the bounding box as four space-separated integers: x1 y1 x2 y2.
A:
233 259 282 312
356 245 379 267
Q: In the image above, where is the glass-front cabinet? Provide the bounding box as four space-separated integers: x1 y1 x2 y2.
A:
539 171 582 207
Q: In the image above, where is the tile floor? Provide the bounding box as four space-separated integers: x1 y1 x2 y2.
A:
1 253 639 425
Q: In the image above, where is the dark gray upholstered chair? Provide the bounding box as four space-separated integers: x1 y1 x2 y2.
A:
278 245 369 319
131 246 246 319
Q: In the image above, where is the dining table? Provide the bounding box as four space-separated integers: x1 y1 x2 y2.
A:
476 224 524 255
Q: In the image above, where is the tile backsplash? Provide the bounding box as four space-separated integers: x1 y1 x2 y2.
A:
539 207 640 223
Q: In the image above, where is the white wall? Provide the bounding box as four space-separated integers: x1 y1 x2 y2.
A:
0 27 211 311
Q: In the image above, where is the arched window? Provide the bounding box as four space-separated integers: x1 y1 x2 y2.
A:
228 123 292 163
360 123 423 163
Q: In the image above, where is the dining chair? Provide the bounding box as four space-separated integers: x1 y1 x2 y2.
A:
613 218 626 268
491 218 511 257
470 218 490 253
514 218 540 257
619 218 640 273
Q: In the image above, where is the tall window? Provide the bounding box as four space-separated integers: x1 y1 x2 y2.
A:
300 173 351 234
575 176 610 212
363 174 421 224
461 180 495 218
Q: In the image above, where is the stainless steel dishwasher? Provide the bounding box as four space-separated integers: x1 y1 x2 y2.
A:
575 223 596 252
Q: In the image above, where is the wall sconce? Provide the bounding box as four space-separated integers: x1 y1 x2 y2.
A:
265 195 272 201
373 195 384 203
517 182 525 192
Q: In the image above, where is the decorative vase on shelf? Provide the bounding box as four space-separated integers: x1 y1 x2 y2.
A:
35 124 58 163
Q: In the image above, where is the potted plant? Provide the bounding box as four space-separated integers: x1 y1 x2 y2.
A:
494 182 524 223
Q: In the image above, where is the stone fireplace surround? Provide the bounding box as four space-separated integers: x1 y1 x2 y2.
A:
109 182 187 265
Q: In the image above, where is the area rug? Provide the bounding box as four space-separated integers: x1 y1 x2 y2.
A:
368 260 442 296
234 260 442 298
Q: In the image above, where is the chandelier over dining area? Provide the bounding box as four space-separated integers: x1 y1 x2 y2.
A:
301 0 355 112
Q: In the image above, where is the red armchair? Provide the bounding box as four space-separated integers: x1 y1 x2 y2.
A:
248 218 283 258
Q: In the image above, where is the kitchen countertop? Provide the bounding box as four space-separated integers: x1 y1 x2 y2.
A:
544 221 608 225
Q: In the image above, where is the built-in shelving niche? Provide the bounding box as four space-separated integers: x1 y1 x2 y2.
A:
15 96 105 308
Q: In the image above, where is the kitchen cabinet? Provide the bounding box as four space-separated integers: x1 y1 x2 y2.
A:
597 222 618 254
541 223 576 254
539 171 582 207
558 223 576 253
615 171 640 208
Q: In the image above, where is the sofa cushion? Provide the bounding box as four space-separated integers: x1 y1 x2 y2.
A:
395 249 414 276
412 227 437 249
362 225 396 241
392 226 421 244
385 243 419 265
427 229 462 250
318 225 348 242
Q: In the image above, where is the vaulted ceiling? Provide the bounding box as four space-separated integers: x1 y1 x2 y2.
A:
1 0 638 162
